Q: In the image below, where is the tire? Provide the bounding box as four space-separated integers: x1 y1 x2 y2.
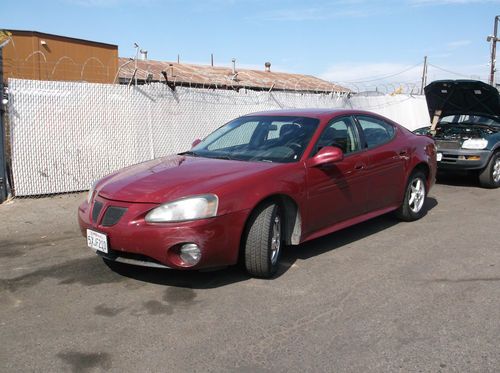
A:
479 152 500 188
244 203 283 278
396 171 427 222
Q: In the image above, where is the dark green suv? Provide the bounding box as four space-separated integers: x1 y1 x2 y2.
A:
415 80 500 188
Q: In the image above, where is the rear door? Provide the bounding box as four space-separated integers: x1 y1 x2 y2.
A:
354 115 406 212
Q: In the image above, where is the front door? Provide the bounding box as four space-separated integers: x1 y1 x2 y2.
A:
305 116 367 235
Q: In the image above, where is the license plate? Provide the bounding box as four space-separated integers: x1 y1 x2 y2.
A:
437 152 443 162
87 229 108 254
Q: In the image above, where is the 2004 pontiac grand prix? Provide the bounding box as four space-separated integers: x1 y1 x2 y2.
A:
78 109 437 278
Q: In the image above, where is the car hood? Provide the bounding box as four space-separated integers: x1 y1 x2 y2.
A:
97 155 279 204
425 80 500 119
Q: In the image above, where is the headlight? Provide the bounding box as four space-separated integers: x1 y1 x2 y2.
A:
86 181 98 204
462 138 488 150
145 194 219 223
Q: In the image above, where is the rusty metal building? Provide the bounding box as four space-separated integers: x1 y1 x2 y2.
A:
2 30 118 84
117 57 348 93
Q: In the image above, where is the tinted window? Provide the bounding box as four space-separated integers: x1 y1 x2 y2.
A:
357 116 395 148
314 117 360 155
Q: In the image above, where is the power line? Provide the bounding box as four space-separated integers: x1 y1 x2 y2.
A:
427 63 474 79
338 62 423 83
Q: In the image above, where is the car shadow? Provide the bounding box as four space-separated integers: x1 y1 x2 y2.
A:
436 171 481 188
106 197 438 289
276 196 438 277
104 260 253 289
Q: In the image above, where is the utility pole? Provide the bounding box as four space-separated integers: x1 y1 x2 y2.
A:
487 16 500 86
420 56 428 95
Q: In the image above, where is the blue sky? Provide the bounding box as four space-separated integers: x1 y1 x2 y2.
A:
2 0 499 88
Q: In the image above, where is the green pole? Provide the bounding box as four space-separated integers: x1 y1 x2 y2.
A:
0 46 7 202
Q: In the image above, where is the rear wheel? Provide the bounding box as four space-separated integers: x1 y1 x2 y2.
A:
244 203 282 278
479 152 500 188
396 171 427 222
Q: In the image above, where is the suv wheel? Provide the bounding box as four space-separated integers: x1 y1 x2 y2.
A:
479 152 500 188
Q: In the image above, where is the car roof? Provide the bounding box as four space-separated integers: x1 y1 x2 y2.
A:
242 108 379 120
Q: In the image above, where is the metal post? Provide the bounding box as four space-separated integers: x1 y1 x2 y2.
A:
420 56 428 95
489 16 500 86
134 43 139 86
0 47 8 202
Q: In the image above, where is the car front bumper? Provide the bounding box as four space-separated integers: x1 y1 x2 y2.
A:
78 195 250 270
436 148 491 170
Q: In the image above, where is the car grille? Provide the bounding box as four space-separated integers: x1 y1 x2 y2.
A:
101 206 128 227
92 201 104 223
436 140 461 149
440 154 459 163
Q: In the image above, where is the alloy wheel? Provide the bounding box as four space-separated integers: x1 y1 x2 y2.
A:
493 157 500 183
270 215 281 265
408 178 425 213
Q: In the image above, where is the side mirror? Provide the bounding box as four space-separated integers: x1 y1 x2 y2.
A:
191 139 202 148
308 146 344 167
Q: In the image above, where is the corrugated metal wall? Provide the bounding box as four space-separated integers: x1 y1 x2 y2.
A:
7 79 428 196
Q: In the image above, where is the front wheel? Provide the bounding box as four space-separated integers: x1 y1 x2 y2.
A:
244 203 283 278
479 152 500 188
396 171 427 222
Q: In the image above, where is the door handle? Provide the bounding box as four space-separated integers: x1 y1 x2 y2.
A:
354 163 365 170
399 149 410 160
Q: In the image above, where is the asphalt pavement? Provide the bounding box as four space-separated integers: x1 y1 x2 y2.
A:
1 174 499 372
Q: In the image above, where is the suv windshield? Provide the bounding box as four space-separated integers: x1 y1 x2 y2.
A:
440 115 500 127
188 116 319 163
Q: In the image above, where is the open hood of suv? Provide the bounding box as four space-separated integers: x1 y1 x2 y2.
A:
425 80 500 119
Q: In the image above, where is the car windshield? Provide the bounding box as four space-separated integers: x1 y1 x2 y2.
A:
440 115 500 127
187 115 319 163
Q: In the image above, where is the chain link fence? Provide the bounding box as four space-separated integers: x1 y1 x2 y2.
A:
5 78 428 198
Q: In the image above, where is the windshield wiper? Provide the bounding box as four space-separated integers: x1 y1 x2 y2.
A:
178 151 200 157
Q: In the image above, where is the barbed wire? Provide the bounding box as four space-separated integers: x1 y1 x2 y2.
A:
4 51 114 82
3 48 494 96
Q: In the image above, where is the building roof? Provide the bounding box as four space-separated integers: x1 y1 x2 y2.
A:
7 29 118 49
117 57 349 93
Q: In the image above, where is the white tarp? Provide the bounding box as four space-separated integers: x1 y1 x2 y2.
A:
348 94 429 131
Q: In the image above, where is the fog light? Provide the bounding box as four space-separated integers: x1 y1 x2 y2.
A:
180 243 201 266
466 155 481 161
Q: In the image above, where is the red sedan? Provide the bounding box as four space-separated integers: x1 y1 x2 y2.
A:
79 109 437 278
